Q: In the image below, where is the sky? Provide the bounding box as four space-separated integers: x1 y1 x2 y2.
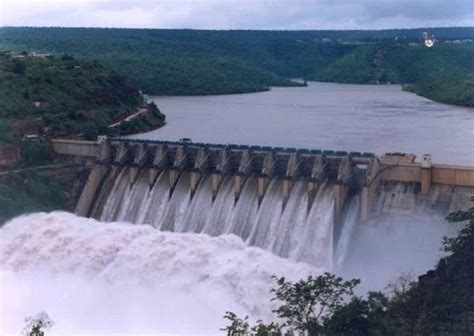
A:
0 0 473 30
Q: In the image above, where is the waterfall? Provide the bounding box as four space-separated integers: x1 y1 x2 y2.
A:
93 169 363 267
248 179 283 250
202 175 235 236
295 183 335 268
334 195 361 270
140 170 171 226
225 177 259 240
271 180 308 258
100 167 129 221
180 175 213 233
160 172 192 232
116 172 151 223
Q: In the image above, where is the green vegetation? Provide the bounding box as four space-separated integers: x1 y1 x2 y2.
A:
222 207 474 335
20 142 53 165
0 172 69 223
314 42 474 106
0 52 165 143
0 27 473 105
0 52 165 224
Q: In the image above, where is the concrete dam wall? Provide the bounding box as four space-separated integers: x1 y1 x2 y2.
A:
55 138 474 268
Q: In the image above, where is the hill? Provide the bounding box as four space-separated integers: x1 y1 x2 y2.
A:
0 52 165 223
0 52 165 144
0 27 473 106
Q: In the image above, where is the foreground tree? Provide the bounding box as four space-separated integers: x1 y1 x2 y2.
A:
324 291 389 336
221 311 250 336
22 311 54 336
251 320 282 336
221 273 359 335
271 273 360 335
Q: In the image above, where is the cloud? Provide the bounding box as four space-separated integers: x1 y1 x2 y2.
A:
0 0 473 29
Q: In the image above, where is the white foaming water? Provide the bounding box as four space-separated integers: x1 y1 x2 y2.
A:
141 170 171 226
117 172 151 223
180 175 213 233
334 195 361 270
98 170 339 266
162 172 192 232
0 212 318 335
295 183 335 268
202 176 235 236
271 180 308 258
248 179 283 250
226 177 259 240
100 167 130 222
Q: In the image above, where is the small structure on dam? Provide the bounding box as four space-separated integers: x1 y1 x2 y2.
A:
51 137 474 267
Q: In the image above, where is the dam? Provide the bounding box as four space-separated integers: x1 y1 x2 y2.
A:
52 137 474 268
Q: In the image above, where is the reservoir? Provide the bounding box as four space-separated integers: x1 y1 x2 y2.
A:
134 82 474 165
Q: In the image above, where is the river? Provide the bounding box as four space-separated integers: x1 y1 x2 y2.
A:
134 82 474 165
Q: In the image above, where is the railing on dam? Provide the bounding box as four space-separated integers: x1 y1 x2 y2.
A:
50 137 474 220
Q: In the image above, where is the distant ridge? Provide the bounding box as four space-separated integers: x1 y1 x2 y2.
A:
1 27 473 106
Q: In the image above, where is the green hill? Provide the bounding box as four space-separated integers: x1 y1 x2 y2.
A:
0 52 165 144
1 27 473 106
0 52 165 223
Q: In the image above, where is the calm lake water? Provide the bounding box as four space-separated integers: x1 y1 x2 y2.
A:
134 82 474 165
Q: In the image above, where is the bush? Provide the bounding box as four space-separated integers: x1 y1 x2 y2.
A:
20 141 53 165
12 60 26 74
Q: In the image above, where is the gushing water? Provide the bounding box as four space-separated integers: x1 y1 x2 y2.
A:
334 195 361 270
96 170 340 267
0 212 318 335
202 175 235 236
295 183 335 268
140 170 171 226
1 178 466 334
100 167 130 221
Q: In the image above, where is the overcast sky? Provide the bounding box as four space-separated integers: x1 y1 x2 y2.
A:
0 0 473 30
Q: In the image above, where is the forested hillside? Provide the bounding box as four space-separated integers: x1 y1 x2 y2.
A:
0 52 165 142
0 27 473 105
0 52 165 222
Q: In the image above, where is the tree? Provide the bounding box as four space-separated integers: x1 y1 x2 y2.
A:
221 311 250 336
20 141 53 165
251 321 282 336
386 271 415 300
323 296 370 336
444 206 474 254
13 60 26 74
23 89 30 100
22 311 54 336
271 273 360 335
221 312 282 336
324 292 389 336
148 101 165 121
